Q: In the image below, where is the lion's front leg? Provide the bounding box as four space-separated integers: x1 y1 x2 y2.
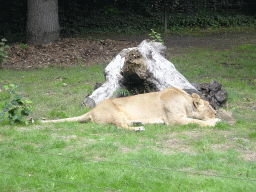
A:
171 116 221 127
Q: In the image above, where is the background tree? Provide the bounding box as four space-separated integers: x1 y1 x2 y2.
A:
27 0 60 45
164 0 179 33
0 0 254 44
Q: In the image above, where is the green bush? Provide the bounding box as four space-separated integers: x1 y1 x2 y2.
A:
169 12 255 29
0 38 9 68
1 1 255 41
59 8 255 36
0 84 32 125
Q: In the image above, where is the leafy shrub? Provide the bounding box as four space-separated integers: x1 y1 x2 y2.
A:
1 1 255 41
19 42 28 50
0 84 32 125
169 12 255 29
59 7 255 36
0 38 9 67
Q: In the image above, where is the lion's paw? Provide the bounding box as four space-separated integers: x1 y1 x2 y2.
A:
135 126 145 132
209 118 222 126
215 118 222 123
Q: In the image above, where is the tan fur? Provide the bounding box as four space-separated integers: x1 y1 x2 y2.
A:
42 87 221 131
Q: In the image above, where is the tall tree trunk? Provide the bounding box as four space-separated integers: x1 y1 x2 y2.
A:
27 0 60 45
164 0 168 34
164 3 168 34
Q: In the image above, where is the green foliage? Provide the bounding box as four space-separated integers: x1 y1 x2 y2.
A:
169 12 255 30
0 38 9 66
56 2 255 36
1 1 255 43
104 5 120 15
19 42 28 50
60 9 162 35
112 88 132 97
0 84 32 125
149 29 164 45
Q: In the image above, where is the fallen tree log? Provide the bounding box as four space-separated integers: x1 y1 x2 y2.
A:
82 40 200 108
82 40 226 109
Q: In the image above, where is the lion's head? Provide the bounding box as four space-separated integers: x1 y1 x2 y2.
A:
192 93 216 120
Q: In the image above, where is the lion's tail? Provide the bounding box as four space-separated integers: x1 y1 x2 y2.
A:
41 112 92 123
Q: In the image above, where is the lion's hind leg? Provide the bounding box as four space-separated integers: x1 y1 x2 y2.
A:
127 118 166 126
116 121 145 131
113 113 145 131
118 120 145 131
123 118 166 131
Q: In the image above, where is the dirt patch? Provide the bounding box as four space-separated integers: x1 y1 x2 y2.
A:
211 143 231 151
160 130 256 162
2 38 139 70
212 143 256 162
157 132 197 155
120 147 135 154
162 138 196 155
57 135 77 141
211 135 256 162
182 130 206 139
2 31 256 70
241 150 256 162
111 31 256 55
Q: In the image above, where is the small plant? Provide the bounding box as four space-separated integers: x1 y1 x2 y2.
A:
87 36 93 41
0 38 9 67
104 5 120 15
149 29 164 45
112 88 132 98
0 84 32 125
78 58 83 67
19 42 28 50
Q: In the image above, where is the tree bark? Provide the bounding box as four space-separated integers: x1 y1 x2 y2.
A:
82 40 199 108
27 0 60 45
164 1 169 34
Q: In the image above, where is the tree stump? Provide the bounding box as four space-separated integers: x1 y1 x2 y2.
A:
82 39 201 108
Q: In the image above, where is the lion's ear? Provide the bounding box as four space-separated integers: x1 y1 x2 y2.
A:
192 93 200 98
192 94 204 108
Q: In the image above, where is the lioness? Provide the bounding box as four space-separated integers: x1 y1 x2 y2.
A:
42 87 221 131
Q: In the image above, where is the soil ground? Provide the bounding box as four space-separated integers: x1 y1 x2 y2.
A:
2 31 256 70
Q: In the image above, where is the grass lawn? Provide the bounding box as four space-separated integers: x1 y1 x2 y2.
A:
0 42 256 191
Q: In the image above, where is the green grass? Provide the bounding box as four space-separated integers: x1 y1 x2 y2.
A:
172 44 256 123
0 42 256 191
168 26 256 36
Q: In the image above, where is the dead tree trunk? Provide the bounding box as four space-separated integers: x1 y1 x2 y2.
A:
82 40 200 108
